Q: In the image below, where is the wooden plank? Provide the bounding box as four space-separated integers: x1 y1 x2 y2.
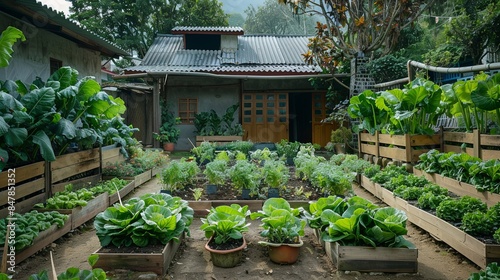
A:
101 147 121 161
443 144 463 154
409 134 441 146
443 131 474 144
108 181 135 205
51 159 100 183
482 150 500 161
0 162 45 188
325 241 418 273
52 148 100 170
0 178 44 206
359 133 377 142
378 134 406 146
379 146 406 161
0 193 46 219
52 174 102 194
481 134 500 146
93 233 184 275
360 144 377 156
102 170 153 188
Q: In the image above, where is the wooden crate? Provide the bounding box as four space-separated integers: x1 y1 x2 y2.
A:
103 170 152 189
358 132 441 163
101 145 126 167
413 169 500 207
108 181 135 205
51 148 101 188
443 130 500 161
0 215 72 264
40 193 109 230
325 241 418 273
0 161 46 218
93 233 184 275
359 175 500 268
195 136 243 146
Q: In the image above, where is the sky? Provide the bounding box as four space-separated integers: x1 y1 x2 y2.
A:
38 0 71 16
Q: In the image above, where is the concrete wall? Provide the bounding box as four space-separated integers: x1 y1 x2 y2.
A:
164 76 241 150
0 16 102 85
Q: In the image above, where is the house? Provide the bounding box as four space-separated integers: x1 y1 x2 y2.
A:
122 26 346 150
0 0 128 84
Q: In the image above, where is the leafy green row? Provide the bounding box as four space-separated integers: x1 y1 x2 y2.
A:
34 178 130 210
415 149 500 193
365 164 500 243
0 210 68 251
94 193 194 247
468 262 500 280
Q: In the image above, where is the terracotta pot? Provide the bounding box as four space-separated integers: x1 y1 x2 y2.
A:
204 236 246 268
261 238 303 264
163 142 175 151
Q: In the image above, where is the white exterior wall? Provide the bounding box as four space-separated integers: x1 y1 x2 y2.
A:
0 16 102 84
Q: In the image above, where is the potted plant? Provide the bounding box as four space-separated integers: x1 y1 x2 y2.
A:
200 204 250 268
203 159 228 194
330 126 353 154
154 100 181 151
250 198 306 264
228 160 261 199
261 159 289 198
275 140 300 165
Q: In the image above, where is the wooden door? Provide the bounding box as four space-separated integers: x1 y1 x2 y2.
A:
311 92 337 147
242 93 288 142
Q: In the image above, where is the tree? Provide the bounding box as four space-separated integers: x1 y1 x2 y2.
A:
445 0 500 64
244 0 317 35
278 0 437 73
68 0 228 58
229 13 245 27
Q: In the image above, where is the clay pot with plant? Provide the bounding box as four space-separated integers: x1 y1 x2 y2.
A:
200 204 251 268
250 198 306 264
154 100 181 151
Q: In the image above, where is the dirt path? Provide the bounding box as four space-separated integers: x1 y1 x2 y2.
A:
14 178 481 279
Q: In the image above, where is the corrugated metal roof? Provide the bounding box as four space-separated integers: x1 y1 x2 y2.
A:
172 26 244 34
128 33 320 74
0 0 129 57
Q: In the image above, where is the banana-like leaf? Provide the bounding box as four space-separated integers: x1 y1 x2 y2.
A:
32 130 55 161
77 79 100 102
0 116 8 136
4 127 27 147
55 118 77 139
48 66 78 90
0 91 24 111
471 81 500 111
21 87 55 117
0 26 25 67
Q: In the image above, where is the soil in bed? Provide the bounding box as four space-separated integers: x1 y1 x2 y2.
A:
172 165 323 201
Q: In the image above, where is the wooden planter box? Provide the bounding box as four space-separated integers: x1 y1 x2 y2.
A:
0 161 46 219
325 241 418 273
40 193 109 230
108 181 135 205
103 170 152 189
413 169 500 207
195 136 243 146
0 216 72 265
359 175 500 268
358 132 441 164
442 130 500 161
93 233 185 275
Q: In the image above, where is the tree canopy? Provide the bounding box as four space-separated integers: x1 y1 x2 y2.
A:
278 0 436 73
68 0 228 58
244 0 317 35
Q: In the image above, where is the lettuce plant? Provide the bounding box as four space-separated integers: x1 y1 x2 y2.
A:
318 196 414 248
94 193 193 247
200 204 250 245
250 198 306 244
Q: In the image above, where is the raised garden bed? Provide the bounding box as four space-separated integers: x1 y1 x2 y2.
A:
0 216 72 265
103 170 152 189
108 180 135 205
92 232 184 275
195 136 243 146
359 175 500 268
442 130 500 161
413 169 500 207
39 193 109 230
325 241 418 273
358 132 441 164
188 200 309 217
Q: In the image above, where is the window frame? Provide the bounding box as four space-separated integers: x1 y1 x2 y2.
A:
178 98 198 124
